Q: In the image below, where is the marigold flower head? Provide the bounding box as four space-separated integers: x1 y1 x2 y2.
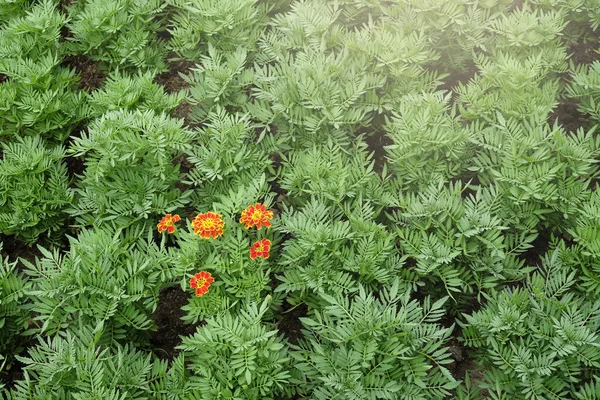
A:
250 238 271 260
240 203 273 230
192 212 225 239
190 271 214 297
157 213 181 234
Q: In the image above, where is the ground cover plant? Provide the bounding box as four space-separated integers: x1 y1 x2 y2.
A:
1 0 600 398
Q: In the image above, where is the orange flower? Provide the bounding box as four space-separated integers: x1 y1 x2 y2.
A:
157 213 181 234
240 203 273 230
250 238 271 260
191 212 225 239
190 271 214 297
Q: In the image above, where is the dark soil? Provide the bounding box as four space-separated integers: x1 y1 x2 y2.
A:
446 336 466 376
567 33 599 66
0 337 38 390
58 0 76 12
63 126 87 181
0 355 25 389
63 55 106 91
150 286 199 361
508 0 525 12
364 129 392 174
437 59 478 102
64 154 86 181
549 30 599 132
0 74 7 84
155 53 195 93
171 101 201 129
548 97 589 133
0 235 46 272
520 226 564 268
277 302 307 345
453 354 488 398
360 113 391 174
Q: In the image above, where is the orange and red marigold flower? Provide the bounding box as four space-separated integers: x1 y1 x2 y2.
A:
240 203 274 230
157 214 181 234
250 238 271 260
192 212 225 239
190 271 214 297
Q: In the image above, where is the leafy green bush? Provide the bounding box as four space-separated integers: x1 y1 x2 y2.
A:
561 189 600 287
460 250 600 399
175 227 275 323
88 70 186 117
23 226 173 338
184 108 274 203
184 45 253 119
0 0 87 141
0 244 30 358
531 0 600 30
171 192 277 322
279 139 391 207
387 180 536 298
167 0 268 59
276 199 407 307
0 136 73 244
65 0 168 71
383 92 472 187
178 298 292 399
567 61 600 124
468 117 599 231
456 7 568 122
9 323 171 398
292 283 458 399
67 109 193 228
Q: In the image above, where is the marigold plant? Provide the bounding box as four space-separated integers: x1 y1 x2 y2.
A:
190 271 215 297
250 238 271 260
192 212 225 239
157 213 181 234
240 203 273 230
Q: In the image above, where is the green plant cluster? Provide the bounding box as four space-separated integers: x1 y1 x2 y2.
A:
1 0 600 398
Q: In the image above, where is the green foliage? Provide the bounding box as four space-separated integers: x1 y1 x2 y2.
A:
567 61 600 124
184 44 253 118
383 92 472 186
292 283 458 399
251 47 375 138
9 323 171 399
167 0 268 59
531 0 600 30
468 117 600 230
0 0 87 141
276 198 410 306
185 108 272 191
387 180 537 297
23 226 174 338
182 108 280 216
460 249 600 399
278 138 392 208
0 0 65 58
456 6 568 122
0 136 72 244
2 0 600 397
178 298 292 399
172 203 275 322
88 70 186 117
67 109 193 228
567 187 600 262
455 51 562 122
0 243 30 357
575 376 600 400
65 0 168 71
